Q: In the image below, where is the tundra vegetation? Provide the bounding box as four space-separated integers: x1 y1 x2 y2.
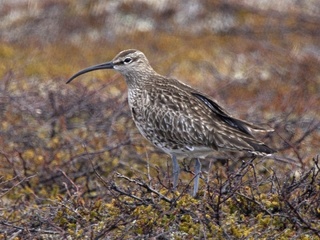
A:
0 0 319 239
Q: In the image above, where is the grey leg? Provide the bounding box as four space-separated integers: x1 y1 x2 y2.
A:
171 155 180 189
193 158 201 197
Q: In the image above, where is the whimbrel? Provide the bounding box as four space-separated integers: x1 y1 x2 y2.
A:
67 49 275 196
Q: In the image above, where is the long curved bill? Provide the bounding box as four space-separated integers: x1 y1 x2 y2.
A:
66 61 114 84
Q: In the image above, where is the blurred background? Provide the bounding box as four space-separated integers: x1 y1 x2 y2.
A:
0 0 319 238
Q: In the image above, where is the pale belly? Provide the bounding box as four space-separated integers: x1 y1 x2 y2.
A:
134 120 214 159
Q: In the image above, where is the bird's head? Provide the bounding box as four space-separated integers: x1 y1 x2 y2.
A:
66 49 154 84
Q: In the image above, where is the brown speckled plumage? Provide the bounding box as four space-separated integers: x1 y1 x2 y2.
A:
67 49 275 196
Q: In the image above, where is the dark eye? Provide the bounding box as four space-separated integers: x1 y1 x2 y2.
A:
123 57 132 64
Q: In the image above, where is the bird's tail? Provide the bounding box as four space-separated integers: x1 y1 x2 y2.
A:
237 118 274 133
244 139 276 155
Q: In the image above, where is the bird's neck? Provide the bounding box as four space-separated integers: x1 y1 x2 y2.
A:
123 69 160 89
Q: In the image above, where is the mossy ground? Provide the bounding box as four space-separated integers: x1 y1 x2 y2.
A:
0 1 319 239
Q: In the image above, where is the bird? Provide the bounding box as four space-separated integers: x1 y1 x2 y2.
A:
66 49 275 196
